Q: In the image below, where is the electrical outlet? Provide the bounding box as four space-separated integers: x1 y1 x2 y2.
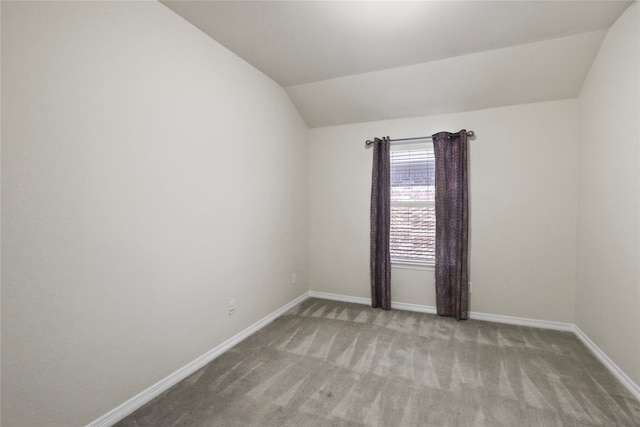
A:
228 300 236 316
291 272 297 285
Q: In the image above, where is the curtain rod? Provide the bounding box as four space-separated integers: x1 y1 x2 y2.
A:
364 130 475 147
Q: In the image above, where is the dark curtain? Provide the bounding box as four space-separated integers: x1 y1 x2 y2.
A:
432 130 469 320
370 137 391 310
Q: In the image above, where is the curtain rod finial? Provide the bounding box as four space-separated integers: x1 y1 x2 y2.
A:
466 130 475 138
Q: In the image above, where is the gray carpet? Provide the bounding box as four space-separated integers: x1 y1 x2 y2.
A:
116 298 640 426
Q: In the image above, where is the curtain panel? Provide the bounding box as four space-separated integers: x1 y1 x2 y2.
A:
370 137 391 310
433 130 469 320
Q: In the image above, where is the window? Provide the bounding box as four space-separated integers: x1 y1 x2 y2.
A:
390 143 435 264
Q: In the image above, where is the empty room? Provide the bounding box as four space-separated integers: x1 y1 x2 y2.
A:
1 1 639 426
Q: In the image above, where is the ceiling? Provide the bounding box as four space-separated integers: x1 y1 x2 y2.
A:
161 1 632 127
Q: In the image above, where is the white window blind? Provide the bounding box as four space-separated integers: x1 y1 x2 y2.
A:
390 144 435 264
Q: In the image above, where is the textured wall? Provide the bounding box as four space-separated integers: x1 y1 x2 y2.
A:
1 2 308 425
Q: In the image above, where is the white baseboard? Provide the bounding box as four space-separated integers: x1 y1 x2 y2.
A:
308 291 438 314
308 290 572 331
573 325 640 401
469 310 574 331
87 293 309 427
392 300 438 315
307 291 370 306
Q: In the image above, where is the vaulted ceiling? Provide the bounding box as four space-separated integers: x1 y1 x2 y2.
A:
161 1 632 127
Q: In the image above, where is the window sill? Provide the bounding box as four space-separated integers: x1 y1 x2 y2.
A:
391 260 435 271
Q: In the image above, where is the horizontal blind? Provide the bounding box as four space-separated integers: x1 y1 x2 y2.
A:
390 147 435 263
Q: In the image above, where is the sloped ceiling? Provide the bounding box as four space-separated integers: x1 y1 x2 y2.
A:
161 1 632 127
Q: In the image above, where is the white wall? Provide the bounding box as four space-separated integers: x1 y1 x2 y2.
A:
1 2 308 426
309 100 578 323
576 2 640 386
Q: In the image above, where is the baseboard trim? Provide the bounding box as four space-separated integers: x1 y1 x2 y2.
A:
469 310 574 331
87 292 309 427
392 300 438 315
573 325 640 401
308 291 438 314
307 291 572 331
307 291 370 306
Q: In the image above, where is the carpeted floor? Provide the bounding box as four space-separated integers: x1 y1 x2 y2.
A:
116 298 640 426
